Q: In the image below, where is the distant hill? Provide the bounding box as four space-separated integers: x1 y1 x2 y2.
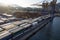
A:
1 3 60 15
55 3 60 12
0 4 23 14
0 3 43 14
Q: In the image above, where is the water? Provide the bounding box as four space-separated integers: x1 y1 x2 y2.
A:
28 17 60 40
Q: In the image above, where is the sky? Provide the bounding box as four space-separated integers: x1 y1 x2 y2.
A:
0 0 60 7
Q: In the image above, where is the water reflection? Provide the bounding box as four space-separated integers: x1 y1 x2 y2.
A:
51 17 60 40
29 17 60 40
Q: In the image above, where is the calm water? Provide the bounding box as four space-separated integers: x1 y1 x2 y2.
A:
28 17 60 40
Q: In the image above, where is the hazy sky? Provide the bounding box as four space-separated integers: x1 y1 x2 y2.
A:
0 0 60 7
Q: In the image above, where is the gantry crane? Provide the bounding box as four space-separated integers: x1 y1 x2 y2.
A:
50 0 57 16
32 0 57 17
32 0 49 9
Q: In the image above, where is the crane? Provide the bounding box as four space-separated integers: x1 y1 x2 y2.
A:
32 0 57 9
32 0 49 9
31 0 57 17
